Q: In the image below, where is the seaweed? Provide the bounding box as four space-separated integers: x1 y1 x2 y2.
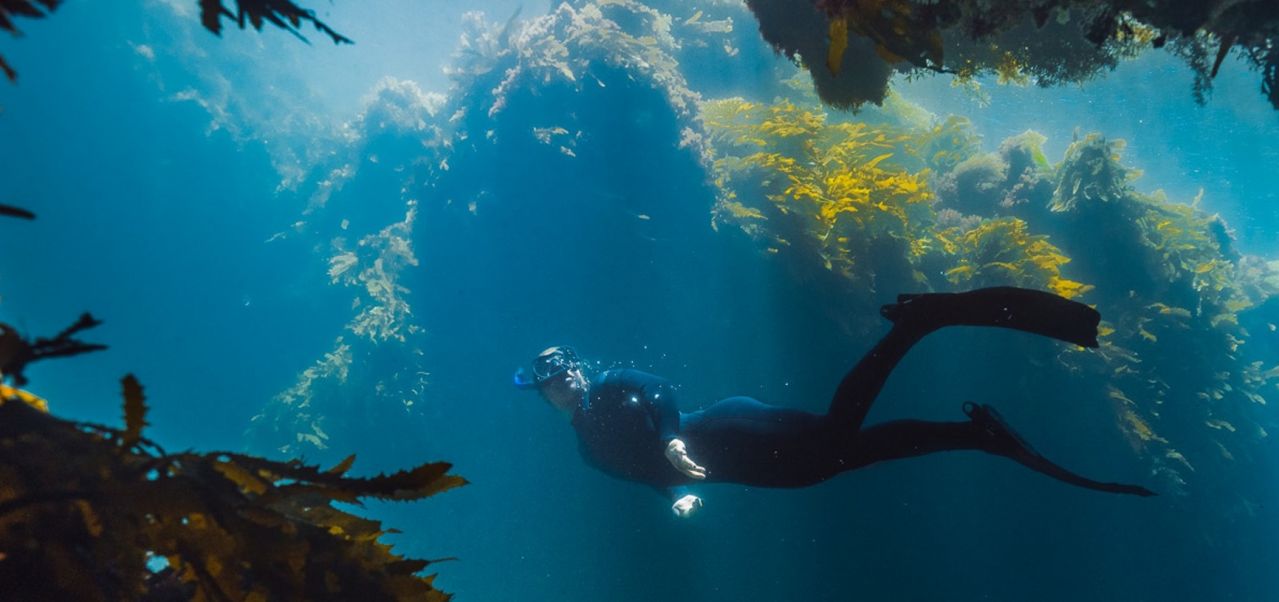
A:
0 204 35 219
934 217 1091 300
0 0 60 81
741 0 1279 110
703 96 934 299
197 1 350 45
0 313 106 387
1 1 347 84
0 372 463 600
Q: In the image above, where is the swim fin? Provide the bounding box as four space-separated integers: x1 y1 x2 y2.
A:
880 287 1101 348
963 402 1155 497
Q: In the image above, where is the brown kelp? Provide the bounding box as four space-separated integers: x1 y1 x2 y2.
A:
0 204 36 219
1 0 347 83
0 313 106 387
0 0 60 81
741 0 1279 110
198 1 351 45
0 372 463 600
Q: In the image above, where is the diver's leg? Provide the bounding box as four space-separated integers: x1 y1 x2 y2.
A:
845 405 1154 497
827 287 1102 431
680 397 833 488
825 322 928 429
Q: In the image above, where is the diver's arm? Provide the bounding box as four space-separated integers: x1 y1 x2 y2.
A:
667 485 703 518
633 374 708 479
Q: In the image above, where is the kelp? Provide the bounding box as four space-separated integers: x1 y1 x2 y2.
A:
0 313 106 386
1050 133 1138 213
933 217 1091 300
250 199 430 458
0 375 463 600
702 96 934 296
1016 130 1275 494
742 0 1279 110
0 204 35 219
329 201 422 344
2 1 348 83
197 1 350 45
0 0 60 81
700 86 1277 497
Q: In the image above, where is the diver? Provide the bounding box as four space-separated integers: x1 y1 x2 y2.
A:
514 287 1155 517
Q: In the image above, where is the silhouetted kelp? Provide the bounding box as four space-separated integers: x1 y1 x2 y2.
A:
0 375 463 600
0 0 60 81
742 0 1279 110
200 0 352 46
0 204 35 219
1 0 347 83
0 312 106 386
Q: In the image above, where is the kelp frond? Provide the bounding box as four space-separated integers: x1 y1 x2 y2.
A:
0 375 463 600
199 0 352 45
703 97 934 285
937 217 1091 299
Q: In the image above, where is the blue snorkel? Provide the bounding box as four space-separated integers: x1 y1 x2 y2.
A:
513 367 539 390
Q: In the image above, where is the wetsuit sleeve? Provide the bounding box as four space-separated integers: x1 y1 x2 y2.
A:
633 371 682 442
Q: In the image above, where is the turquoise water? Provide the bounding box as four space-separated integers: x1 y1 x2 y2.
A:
2 2 1278 600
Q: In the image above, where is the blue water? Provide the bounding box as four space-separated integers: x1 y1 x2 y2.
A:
3 2 1278 600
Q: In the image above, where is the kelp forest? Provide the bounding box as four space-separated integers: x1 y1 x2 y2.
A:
3 0 1279 600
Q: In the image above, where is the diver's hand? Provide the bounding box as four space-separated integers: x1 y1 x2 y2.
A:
672 494 703 518
665 438 707 479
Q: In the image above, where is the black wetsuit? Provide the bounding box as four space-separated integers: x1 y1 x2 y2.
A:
569 287 1155 502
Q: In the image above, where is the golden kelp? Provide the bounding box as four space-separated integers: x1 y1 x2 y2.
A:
0 376 464 600
703 97 934 286
936 217 1091 300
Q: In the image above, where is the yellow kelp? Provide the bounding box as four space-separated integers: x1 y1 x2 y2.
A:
702 97 934 285
937 217 1091 299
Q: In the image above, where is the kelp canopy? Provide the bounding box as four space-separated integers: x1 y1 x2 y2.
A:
742 0 1279 110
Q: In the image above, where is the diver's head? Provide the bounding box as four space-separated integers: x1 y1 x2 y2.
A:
513 345 588 413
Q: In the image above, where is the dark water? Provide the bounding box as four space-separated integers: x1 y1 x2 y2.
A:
3 2 1278 600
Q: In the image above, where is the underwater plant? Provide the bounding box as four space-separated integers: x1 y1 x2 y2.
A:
0 313 106 387
1 0 347 83
932 217 1091 300
250 200 429 459
741 0 1279 111
199 0 351 45
702 95 936 307
0 0 60 81
0 204 35 219
0 373 463 600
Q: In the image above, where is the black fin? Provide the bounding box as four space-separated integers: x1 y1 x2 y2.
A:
966 402 1155 497
881 287 1100 348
